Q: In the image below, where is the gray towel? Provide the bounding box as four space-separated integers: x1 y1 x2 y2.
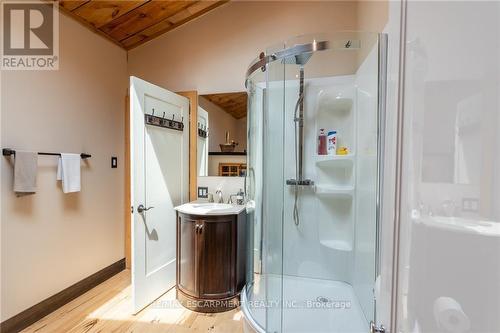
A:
14 151 38 194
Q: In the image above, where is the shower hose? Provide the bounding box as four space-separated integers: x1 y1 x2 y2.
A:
293 93 304 226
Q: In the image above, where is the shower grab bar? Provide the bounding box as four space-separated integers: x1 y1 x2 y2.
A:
2 148 91 159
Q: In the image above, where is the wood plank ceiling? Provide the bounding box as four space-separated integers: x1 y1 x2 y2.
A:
203 92 247 119
59 1 228 50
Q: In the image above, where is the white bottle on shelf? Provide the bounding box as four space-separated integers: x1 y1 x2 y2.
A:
327 130 337 155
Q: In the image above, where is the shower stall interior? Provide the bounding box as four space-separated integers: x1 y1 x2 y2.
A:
243 32 386 333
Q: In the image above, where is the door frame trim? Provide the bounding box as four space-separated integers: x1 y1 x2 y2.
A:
125 93 131 268
178 91 199 202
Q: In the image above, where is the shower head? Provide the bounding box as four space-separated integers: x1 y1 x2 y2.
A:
281 52 313 66
247 40 329 79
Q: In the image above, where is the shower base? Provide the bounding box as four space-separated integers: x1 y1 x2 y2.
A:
241 274 368 333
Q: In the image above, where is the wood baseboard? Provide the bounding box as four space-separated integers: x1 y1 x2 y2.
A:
0 258 126 333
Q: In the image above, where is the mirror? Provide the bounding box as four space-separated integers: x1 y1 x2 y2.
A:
421 80 482 185
197 92 247 177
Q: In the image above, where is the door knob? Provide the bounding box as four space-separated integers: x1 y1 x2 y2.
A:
137 204 154 214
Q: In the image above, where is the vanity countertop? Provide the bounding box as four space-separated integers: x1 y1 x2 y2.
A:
175 200 246 216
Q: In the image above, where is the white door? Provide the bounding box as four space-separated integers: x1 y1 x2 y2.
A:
130 76 189 313
197 106 209 176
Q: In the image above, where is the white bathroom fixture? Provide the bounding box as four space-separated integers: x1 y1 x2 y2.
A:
242 32 388 333
175 202 246 216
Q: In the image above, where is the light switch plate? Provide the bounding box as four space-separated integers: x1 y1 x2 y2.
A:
198 187 208 198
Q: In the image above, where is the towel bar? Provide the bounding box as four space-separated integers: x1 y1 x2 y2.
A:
2 148 91 159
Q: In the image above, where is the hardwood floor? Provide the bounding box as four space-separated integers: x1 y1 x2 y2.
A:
21 270 244 333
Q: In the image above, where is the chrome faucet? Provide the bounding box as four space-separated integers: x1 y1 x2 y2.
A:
228 189 245 205
228 194 237 204
215 190 223 203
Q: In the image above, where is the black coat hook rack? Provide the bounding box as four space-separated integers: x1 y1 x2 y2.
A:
145 113 184 131
2 148 91 159
198 127 208 138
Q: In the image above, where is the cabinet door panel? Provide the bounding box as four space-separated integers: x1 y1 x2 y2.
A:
198 218 235 299
177 215 198 297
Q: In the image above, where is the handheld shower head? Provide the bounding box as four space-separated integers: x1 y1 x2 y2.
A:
281 52 313 66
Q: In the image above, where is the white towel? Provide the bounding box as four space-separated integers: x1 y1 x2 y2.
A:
57 153 81 193
14 151 38 194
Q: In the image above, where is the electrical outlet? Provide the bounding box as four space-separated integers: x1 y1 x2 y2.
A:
462 198 479 212
198 186 208 198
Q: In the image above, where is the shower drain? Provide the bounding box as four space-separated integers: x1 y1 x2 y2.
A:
316 296 332 303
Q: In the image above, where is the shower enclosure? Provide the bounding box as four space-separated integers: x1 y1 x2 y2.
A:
243 32 387 333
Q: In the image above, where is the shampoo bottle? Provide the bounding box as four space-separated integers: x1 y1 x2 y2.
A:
327 130 337 155
318 129 327 155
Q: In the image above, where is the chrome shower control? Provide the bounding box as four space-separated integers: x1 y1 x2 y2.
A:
370 321 386 333
286 179 314 186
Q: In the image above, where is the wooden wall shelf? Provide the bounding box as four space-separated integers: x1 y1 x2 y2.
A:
209 152 247 156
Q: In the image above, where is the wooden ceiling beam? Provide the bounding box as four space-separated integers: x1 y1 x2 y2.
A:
203 92 247 119
73 1 148 29
58 3 126 49
122 0 229 50
58 0 229 50
60 0 90 12
100 1 193 42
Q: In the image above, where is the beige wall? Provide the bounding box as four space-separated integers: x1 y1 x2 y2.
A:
0 14 127 321
128 1 361 94
127 1 388 94
235 116 246 151
357 0 389 32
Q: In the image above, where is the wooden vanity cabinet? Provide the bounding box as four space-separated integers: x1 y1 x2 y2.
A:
177 215 198 296
176 211 246 313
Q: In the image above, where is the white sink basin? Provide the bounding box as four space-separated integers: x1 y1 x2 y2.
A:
416 215 500 236
175 202 246 216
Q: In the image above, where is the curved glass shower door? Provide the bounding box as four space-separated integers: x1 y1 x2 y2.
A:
244 48 287 333
243 32 386 333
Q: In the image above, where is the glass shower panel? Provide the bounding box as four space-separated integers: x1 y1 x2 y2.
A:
243 32 385 333
278 33 382 333
244 56 286 333
262 57 286 333
396 2 500 332
244 68 266 332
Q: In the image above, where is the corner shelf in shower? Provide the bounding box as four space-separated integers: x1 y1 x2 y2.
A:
313 85 357 258
315 184 354 197
315 154 355 167
316 89 356 167
319 239 353 252
319 97 354 114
